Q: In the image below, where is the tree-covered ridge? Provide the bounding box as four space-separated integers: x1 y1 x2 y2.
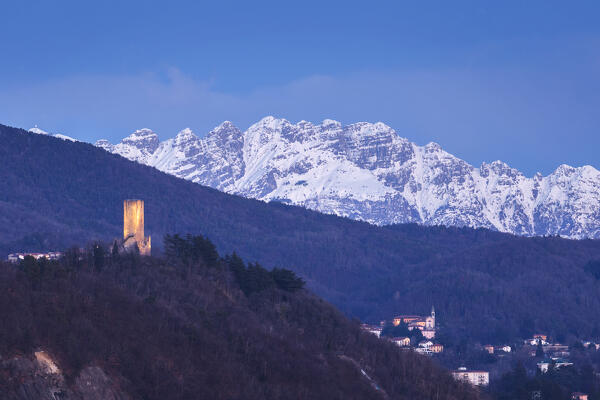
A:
1 123 600 345
492 362 600 400
164 233 305 294
0 237 481 400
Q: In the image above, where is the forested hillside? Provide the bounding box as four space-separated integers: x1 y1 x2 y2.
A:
0 236 481 400
1 123 600 344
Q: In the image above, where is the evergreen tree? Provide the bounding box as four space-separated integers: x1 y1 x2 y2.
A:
111 241 119 260
21 255 41 287
271 268 305 292
536 341 545 358
93 243 105 272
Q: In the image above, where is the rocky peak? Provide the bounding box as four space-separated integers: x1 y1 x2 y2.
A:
205 122 244 159
215 120 237 131
480 160 521 178
321 119 342 128
423 142 443 153
121 128 159 153
209 121 242 139
95 139 113 151
553 164 577 175
174 128 199 144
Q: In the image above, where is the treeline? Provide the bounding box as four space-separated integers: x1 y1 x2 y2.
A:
0 234 482 400
164 234 305 294
492 362 600 400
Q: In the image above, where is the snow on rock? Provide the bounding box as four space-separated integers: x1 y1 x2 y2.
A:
30 126 78 141
96 117 600 239
29 126 49 135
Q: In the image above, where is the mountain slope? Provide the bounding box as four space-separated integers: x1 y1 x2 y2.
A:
0 242 481 400
97 117 600 239
2 123 600 344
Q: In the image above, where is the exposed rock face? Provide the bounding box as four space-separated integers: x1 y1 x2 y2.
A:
96 117 600 239
73 367 127 400
1 351 129 400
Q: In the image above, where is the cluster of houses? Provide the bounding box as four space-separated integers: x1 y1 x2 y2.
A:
524 334 600 379
361 307 444 356
6 252 63 263
526 334 573 373
483 344 512 355
388 335 444 354
361 324 598 390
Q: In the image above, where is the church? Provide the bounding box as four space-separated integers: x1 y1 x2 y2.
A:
392 306 436 339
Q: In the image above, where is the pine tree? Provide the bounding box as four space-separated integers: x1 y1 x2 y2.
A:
271 268 305 292
536 341 544 358
93 243 105 272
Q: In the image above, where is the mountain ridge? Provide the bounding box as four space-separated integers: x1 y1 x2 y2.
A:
3 122 600 343
95 117 600 239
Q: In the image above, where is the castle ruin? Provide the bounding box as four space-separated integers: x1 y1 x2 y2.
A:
123 199 151 255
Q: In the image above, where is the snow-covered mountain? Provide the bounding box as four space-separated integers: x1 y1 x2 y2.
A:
96 117 600 239
29 126 77 142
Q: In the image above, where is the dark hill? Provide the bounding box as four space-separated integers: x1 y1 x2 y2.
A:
1 123 600 343
0 241 481 400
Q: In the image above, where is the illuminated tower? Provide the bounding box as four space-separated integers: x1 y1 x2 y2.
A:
123 199 151 255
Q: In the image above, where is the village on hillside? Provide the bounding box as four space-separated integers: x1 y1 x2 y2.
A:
361 310 600 397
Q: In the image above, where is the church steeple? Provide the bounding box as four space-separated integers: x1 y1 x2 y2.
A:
431 305 435 319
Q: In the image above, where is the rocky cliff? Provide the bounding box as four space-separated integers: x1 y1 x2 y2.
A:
0 351 128 400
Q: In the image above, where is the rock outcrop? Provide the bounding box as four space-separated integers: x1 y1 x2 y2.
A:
0 351 129 400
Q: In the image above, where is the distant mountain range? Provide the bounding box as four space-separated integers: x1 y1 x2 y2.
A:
94 117 600 239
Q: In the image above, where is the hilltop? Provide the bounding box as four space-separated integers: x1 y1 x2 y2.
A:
0 237 481 400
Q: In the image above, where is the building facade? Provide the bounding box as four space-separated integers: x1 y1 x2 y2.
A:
393 306 436 338
452 368 489 387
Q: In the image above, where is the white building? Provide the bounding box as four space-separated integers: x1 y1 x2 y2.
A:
452 367 489 387
499 345 512 353
392 337 411 347
526 334 549 346
360 324 383 338
7 252 63 263
537 358 573 373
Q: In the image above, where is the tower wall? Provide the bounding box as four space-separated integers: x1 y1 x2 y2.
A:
124 199 144 242
123 199 151 255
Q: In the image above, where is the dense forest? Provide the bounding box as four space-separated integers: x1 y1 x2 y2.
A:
0 235 481 400
1 124 600 344
491 361 600 400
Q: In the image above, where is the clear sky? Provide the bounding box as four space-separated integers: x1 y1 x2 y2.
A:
1 0 599 175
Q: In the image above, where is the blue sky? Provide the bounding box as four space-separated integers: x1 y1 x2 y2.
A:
1 0 599 175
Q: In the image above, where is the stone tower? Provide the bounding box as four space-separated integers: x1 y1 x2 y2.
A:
123 199 151 255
